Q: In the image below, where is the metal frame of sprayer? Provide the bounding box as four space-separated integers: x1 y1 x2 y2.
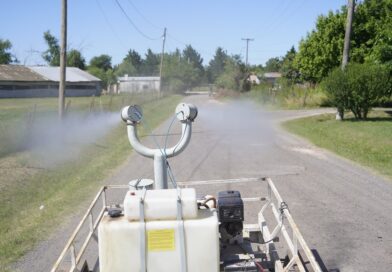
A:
121 103 198 190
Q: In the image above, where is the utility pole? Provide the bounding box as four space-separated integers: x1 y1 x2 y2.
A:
342 0 355 70
337 0 355 120
159 27 167 96
59 0 67 119
242 38 254 67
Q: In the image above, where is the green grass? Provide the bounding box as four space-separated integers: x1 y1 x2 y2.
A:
247 85 328 109
283 111 392 179
0 94 182 271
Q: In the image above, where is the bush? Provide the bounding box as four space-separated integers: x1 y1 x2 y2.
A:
322 63 392 119
321 67 350 118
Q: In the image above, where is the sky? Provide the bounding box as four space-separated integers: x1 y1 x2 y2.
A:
1 0 347 67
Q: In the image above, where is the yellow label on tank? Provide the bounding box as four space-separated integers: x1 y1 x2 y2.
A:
147 229 175 251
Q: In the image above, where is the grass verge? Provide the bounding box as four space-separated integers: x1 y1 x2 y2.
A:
0 95 182 271
282 110 392 180
247 84 328 109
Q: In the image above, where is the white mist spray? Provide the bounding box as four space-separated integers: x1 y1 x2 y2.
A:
28 111 120 167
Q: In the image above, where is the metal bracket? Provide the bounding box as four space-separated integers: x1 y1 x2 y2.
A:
176 188 187 272
139 188 147 272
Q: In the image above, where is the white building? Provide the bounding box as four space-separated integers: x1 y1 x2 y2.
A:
248 74 260 85
117 75 160 93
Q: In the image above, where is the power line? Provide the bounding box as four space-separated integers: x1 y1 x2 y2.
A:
114 0 161 41
125 0 163 31
167 33 187 46
95 0 128 50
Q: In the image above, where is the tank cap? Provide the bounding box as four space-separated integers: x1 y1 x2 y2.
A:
128 179 154 190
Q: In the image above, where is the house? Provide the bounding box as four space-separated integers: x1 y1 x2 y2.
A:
263 72 282 85
0 65 102 98
117 75 160 93
247 74 260 85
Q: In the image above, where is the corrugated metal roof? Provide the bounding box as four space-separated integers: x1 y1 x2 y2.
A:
30 66 101 82
263 72 282 78
118 76 160 82
0 65 48 82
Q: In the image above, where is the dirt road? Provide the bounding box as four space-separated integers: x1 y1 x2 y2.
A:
15 95 392 271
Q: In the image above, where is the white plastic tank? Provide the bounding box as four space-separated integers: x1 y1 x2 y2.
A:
98 209 220 272
123 188 198 221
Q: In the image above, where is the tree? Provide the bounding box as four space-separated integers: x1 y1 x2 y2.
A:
183 45 204 72
182 45 205 87
142 49 159 75
162 49 194 92
0 39 14 64
207 47 228 83
67 49 86 69
264 57 282 72
215 55 248 92
88 54 114 89
124 49 143 74
89 54 112 71
42 31 86 69
115 61 136 77
295 10 345 83
87 66 116 89
42 31 60 66
281 46 300 83
295 0 392 83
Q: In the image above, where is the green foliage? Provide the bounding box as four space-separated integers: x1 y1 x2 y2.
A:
124 49 143 73
321 67 350 118
67 49 86 69
322 63 392 119
264 57 282 72
87 66 115 89
352 0 392 63
295 11 345 83
89 54 112 71
207 47 228 83
161 47 206 92
281 46 301 83
42 31 86 69
163 50 194 91
182 45 205 82
215 57 247 92
88 55 114 89
0 39 14 64
295 0 392 83
142 49 159 75
42 31 60 66
115 61 136 77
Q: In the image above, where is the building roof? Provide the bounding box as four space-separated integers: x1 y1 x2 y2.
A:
0 65 101 83
0 65 48 82
263 72 282 78
118 75 160 82
30 66 101 82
